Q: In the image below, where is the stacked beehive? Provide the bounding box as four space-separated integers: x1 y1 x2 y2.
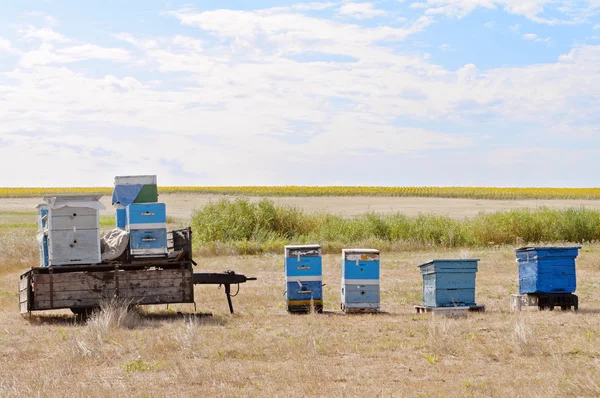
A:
417 259 480 308
112 176 168 258
284 245 323 313
341 249 380 313
36 194 104 266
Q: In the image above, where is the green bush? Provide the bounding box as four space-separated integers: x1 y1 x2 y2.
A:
190 199 600 254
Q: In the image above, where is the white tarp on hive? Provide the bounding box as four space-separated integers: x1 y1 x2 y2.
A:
101 228 130 261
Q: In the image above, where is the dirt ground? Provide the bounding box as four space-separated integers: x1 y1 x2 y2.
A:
2 247 600 397
2 193 600 219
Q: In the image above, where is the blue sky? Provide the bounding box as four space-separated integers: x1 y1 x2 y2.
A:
0 0 599 187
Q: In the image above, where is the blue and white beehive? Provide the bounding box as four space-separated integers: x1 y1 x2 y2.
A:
37 195 105 266
112 175 158 229
418 259 480 307
285 245 323 313
126 203 168 257
341 249 380 313
36 204 49 267
516 247 581 294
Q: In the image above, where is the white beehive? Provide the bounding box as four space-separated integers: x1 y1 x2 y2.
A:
42 194 105 266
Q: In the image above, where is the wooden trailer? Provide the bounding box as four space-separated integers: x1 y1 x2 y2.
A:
19 228 255 318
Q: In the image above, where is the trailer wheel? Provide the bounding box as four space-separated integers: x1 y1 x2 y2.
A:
71 306 99 322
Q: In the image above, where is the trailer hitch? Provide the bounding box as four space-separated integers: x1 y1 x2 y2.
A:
192 270 257 314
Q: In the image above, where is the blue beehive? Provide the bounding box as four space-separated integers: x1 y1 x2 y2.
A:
418 259 479 307
285 245 323 313
516 247 581 294
112 175 157 230
115 204 126 229
341 249 380 313
126 203 167 257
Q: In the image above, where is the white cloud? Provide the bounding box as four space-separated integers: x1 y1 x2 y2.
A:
415 0 594 24
19 43 129 68
439 43 454 51
21 25 70 42
522 33 551 43
510 24 520 32
594 24 600 29
337 2 388 19
291 2 339 11
484 21 495 28
0 37 15 53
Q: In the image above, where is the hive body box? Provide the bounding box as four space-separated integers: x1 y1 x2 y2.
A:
341 249 380 313
36 204 49 266
516 247 581 294
112 175 158 229
38 195 104 266
418 259 479 307
126 203 168 257
285 245 323 313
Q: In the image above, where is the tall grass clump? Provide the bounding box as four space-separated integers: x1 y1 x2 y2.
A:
190 199 600 254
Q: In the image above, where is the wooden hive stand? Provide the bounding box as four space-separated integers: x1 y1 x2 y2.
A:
414 305 485 318
510 293 578 312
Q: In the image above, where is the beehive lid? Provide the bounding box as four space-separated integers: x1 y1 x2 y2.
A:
516 246 582 252
114 175 157 186
43 194 105 210
417 259 480 268
285 244 321 257
343 248 380 260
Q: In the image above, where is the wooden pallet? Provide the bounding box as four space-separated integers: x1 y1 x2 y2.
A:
414 305 485 317
510 293 578 312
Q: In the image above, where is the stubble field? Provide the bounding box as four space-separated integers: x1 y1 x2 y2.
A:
1 195 600 397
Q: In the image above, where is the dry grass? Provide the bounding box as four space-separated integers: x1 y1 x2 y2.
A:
2 220 600 396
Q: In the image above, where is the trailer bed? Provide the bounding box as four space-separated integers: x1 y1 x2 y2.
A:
19 261 194 313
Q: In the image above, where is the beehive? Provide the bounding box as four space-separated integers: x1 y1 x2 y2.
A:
112 175 158 205
126 203 168 257
418 259 479 307
341 249 380 313
36 204 49 266
112 175 158 230
516 247 580 294
285 245 323 313
40 195 104 266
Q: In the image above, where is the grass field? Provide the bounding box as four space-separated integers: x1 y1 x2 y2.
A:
1 186 600 200
1 201 600 396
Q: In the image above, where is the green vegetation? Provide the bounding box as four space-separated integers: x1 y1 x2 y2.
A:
191 199 600 254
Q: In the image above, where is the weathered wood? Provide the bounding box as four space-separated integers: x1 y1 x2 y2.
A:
27 267 192 311
35 285 188 301
33 270 190 285
34 294 192 310
32 277 190 293
29 261 192 274
19 274 30 314
510 293 578 311
415 305 485 318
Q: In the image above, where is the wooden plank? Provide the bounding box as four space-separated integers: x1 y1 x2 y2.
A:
34 294 193 310
19 276 29 292
33 269 191 285
34 280 117 293
29 261 192 274
32 277 190 293
20 301 29 314
35 286 188 301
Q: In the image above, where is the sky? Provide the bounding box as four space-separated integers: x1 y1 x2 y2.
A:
0 1 599 187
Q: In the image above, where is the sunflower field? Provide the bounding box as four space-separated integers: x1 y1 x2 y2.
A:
0 186 599 200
